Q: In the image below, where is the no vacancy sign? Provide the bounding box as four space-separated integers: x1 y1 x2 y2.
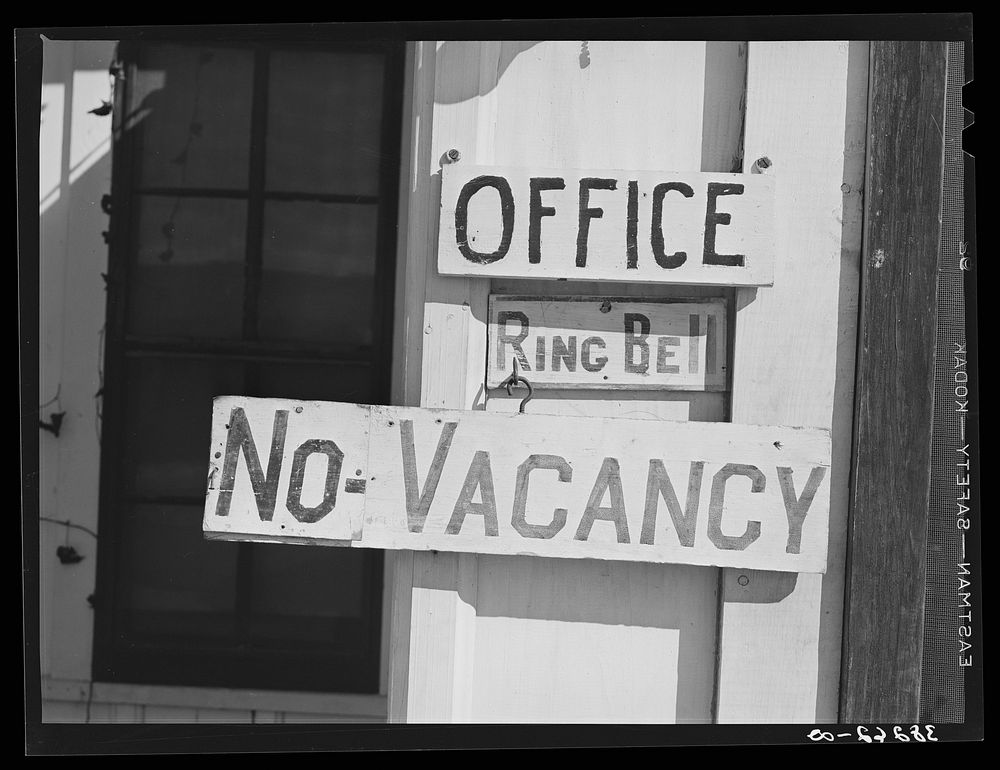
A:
437 164 776 286
204 397 832 573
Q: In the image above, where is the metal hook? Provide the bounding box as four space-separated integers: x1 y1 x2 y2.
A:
499 359 534 414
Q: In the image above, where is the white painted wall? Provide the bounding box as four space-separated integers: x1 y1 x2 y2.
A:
715 41 867 723
39 37 115 688
391 40 729 724
389 40 863 723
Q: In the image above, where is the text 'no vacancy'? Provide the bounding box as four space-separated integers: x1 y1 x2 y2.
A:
204 397 831 573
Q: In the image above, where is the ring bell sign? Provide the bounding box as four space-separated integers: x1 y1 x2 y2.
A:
488 296 727 391
437 164 776 286
204 397 832 573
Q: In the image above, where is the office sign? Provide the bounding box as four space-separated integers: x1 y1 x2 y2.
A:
204 397 831 573
437 164 775 286
487 295 727 391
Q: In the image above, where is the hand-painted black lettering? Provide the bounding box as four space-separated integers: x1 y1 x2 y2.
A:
705 314 718 375
624 313 651 374
641 460 705 546
576 177 617 268
581 336 608 372
551 335 577 372
455 175 515 264
708 463 764 550
511 454 572 539
688 314 700 374
400 420 457 533
446 451 499 536
529 177 565 264
651 182 694 269
496 310 531 371
535 337 546 372
574 457 630 543
285 439 344 523
656 336 680 374
215 407 288 521
777 466 827 553
344 478 367 494
703 182 745 267
626 180 639 269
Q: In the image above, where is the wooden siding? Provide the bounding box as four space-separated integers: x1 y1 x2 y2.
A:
841 41 949 723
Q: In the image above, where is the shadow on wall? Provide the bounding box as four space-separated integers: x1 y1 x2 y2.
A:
40 41 117 217
39 36 117 468
39 38 117 685
433 42 544 104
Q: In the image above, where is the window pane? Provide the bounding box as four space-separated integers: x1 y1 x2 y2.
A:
128 195 247 339
258 201 379 347
123 357 244 497
248 544 371 645
129 44 253 189
265 50 384 196
97 41 400 695
255 361 374 405
118 503 239 640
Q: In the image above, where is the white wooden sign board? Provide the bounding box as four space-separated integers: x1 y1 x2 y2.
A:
487 295 727 391
437 164 776 286
204 396 831 573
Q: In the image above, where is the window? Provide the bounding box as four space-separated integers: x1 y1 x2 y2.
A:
94 40 403 693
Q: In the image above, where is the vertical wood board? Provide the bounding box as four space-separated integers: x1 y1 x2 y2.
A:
841 41 948 723
714 40 867 724
389 39 491 723
470 40 721 724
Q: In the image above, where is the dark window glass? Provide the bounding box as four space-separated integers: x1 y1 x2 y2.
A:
122 357 243 497
255 361 373 404
248 544 370 644
128 196 248 339
120 503 240 640
129 46 254 189
259 201 379 347
95 40 401 694
265 51 384 196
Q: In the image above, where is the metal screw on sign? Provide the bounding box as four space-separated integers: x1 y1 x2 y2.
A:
446 148 462 163
499 359 534 414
